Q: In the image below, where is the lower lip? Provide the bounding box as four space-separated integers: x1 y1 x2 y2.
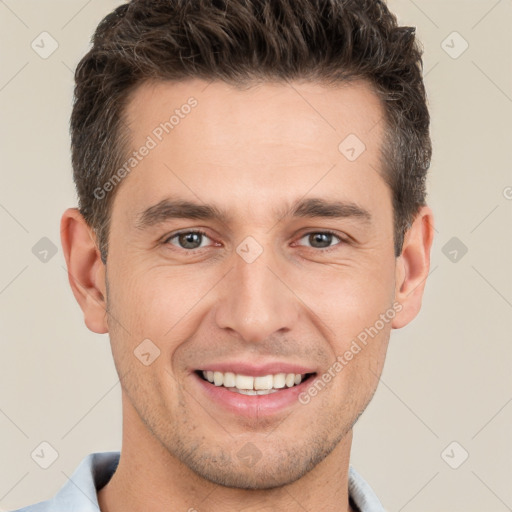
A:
192 372 316 418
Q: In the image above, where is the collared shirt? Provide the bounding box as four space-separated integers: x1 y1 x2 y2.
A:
10 451 386 512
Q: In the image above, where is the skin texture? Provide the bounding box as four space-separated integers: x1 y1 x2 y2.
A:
61 79 434 512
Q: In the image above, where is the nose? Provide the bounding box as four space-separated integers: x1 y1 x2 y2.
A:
214 246 300 344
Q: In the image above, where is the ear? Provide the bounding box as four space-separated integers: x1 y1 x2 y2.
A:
392 206 435 329
60 208 109 334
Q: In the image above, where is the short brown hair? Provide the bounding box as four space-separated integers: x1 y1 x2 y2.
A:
71 0 431 262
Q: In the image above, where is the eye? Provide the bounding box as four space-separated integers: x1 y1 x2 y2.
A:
164 230 213 250
296 231 344 250
162 229 346 253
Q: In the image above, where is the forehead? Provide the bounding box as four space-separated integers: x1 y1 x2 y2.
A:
124 77 384 152
115 78 389 224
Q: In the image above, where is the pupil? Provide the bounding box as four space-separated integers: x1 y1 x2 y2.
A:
310 233 331 248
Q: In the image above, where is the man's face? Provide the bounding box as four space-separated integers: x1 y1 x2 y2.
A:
104 79 397 488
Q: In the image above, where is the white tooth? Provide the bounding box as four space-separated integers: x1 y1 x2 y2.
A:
206 370 301 390
235 374 254 390
213 371 223 386
273 373 286 389
257 389 279 395
237 388 257 395
285 373 295 387
254 374 273 390
223 372 236 388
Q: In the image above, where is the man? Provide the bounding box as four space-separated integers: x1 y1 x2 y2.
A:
13 0 434 511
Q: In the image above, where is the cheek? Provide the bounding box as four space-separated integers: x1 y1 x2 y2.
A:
108 266 218 352
293 257 396 341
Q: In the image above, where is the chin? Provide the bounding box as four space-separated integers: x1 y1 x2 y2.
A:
180 439 338 490
192 463 308 490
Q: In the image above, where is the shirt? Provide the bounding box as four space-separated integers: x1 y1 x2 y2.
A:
10 451 387 512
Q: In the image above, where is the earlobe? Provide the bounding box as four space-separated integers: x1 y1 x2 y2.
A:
60 208 109 334
391 206 435 329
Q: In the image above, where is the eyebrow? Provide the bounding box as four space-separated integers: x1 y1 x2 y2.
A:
135 197 372 230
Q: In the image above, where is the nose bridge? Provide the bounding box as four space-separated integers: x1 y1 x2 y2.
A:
214 240 299 343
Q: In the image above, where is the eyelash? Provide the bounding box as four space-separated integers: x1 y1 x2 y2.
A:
163 229 347 253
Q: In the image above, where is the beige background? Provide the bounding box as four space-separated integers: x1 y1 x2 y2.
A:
1 1 511 511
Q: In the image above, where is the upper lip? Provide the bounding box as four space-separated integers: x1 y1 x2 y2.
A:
195 361 317 377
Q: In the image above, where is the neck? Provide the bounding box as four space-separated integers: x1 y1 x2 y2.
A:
98 399 358 512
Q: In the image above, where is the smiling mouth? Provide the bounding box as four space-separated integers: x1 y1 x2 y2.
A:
195 370 316 395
